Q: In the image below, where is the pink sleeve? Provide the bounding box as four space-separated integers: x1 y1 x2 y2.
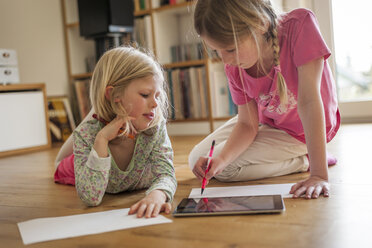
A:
224 65 252 105
292 9 331 67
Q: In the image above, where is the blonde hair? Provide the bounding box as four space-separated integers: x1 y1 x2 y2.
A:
194 0 288 105
90 46 168 134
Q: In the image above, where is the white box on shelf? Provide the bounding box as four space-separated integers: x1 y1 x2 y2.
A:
0 67 20 84
0 49 18 66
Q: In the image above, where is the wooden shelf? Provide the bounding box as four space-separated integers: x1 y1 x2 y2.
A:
60 0 230 133
66 22 79 28
71 72 92 80
213 116 234 121
0 82 44 91
134 1 194 16
168 116 234 123
168 118 209 123
134 9 152 16
163 59 206 69
153 1 194 13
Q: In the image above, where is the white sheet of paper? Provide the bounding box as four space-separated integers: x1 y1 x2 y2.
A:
189 183 294 199
17 208 172 245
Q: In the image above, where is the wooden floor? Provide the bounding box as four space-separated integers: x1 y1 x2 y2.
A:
1 123 372 248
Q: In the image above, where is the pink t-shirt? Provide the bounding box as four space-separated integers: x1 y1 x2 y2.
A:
225 8 340 143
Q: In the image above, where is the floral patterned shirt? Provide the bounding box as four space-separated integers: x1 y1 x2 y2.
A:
73 119 177 206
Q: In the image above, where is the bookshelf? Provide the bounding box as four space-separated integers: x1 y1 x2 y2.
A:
61 0 95 78
61 0 95 123
134 0 236 134
61 0 236 134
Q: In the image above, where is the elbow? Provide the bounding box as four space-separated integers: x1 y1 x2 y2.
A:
251 122 259 135
76 184 103 207
297 97 323 119
78 193 103 207
240 120 259 137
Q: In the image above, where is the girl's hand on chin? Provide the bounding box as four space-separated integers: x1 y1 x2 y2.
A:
98 115 138 141
97 116 127 142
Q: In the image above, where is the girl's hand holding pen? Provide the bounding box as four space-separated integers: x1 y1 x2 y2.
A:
192 156 210 181
192 156 227 183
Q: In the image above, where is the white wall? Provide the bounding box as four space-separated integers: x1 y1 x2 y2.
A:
0 0 68 96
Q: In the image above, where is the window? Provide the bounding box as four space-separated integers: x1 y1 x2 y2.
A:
332 0 372 101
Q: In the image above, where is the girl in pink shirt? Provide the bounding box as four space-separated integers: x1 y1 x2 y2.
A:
189 0 340 199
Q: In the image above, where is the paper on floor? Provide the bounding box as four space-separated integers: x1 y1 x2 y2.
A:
189 183 294 199
17 208 172 245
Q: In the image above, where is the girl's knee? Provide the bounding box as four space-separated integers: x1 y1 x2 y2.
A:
188 145 202 170
214 164 241 182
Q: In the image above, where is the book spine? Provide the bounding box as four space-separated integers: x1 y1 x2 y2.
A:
179 69 190 119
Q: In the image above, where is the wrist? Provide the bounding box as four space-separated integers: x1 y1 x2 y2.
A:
309 162 328 181
310 172 328 181
94 133 109 158
150 189 167 202
96 130 110 143
217 154 228 168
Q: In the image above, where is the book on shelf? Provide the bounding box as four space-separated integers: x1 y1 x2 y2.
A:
134 16 154 53
74 79 91 121
170 69 184 120
134 18 145 47
198 66 209 118
188 67 201 119
134 0 151 11
164 69 175 119
95 33 133 60
144 15 154 52
166 66 209 120
170 43 203 63
151 0 161 8
47 96 75 143
179 69 190 118
211 70 230 118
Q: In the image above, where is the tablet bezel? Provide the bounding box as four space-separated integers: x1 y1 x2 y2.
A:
172 195 285 217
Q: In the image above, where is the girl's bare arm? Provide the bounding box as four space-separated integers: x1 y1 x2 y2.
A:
292 57 330 198
205 100 259 180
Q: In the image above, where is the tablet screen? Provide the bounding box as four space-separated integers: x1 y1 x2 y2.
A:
173 195 285 217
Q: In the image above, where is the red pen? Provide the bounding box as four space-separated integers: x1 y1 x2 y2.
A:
201 140 215 195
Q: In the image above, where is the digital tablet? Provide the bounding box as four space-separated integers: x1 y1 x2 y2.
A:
172 195 285 217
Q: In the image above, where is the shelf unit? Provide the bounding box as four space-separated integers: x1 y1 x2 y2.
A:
134 1 235 134
61 0 95 79
61 0 95 123
61 0 235 134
